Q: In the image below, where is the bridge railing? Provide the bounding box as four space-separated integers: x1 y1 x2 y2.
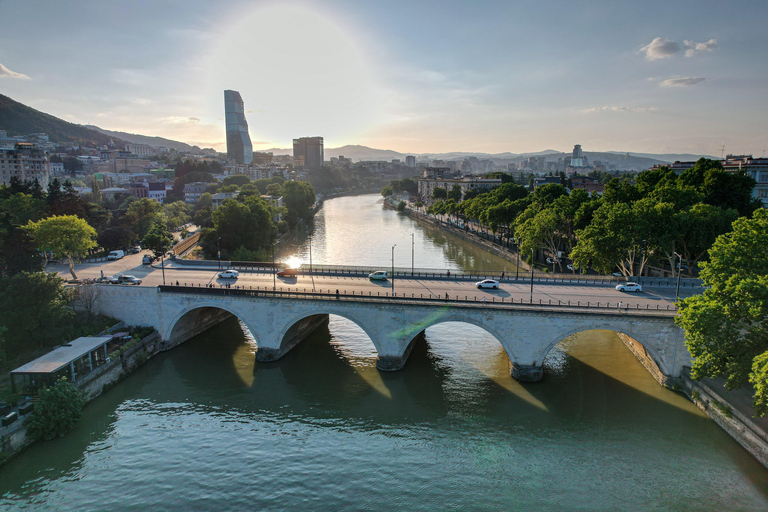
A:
157 284 679 316
176 260 703 288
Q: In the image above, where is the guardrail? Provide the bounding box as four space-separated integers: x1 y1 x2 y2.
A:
157 284 679 315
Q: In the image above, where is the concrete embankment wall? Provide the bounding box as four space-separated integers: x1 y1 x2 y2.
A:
616 333 670 387
681 372 768 469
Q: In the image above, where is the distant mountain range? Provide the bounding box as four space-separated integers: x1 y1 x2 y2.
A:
83 125 198 153
0 94 717 168
0 94 121 146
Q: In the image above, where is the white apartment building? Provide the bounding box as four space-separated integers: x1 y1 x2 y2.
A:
0 142 50 189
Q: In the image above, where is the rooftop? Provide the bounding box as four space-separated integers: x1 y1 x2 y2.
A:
12 336 113 374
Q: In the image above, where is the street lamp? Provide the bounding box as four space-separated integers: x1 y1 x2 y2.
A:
674 251 683 302
411 233 415 276
515 239 519 281
216 232 222 270
530 248 535 304
271 243 276 291
391 244 397 295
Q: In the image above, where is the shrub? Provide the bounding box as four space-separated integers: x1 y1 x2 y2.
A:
25 378 84 440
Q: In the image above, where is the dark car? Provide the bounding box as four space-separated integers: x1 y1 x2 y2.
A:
142 255 154 265
277 268 298 277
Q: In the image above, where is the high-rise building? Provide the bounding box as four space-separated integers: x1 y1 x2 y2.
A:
406 155 416 167
0 142 50 189
224 90 253 165
293 136 324 170
570 144 588 168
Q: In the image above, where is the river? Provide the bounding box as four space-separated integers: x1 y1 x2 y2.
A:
1 194 767 511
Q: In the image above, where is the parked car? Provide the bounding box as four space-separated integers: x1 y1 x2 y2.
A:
546 257 560 264
142 255 154 265
127 246 141 254
218 270 240 279
368 271 388 280
117 275 142 285
616 282 643 292
277 268 298 277
566 264 576 271
476 279 499 289
107 250 124 260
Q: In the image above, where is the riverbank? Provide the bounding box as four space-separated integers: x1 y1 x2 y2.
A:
0 328 163 466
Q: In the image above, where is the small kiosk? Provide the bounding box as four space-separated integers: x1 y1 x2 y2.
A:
10 336 113 395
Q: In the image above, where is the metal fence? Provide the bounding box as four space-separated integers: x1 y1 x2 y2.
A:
157 284 679 316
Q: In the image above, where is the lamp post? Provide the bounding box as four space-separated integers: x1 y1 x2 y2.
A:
271 243 276 291
216 232 222 270
674 251 683 302
309 233 315 292
530 248 535 304
391 244 397 295
515 239 519 281
411 233 415 276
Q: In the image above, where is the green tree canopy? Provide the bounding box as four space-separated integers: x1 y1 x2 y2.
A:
282 181 316 228
126 198 166 240
433 187 447 200
676 209 768 414
27 215 97 279
26 377 85 440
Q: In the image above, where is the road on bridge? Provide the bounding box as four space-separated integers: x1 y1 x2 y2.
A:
52 253 700 310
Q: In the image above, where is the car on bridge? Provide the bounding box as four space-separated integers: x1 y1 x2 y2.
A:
277 268 298 277
476 279 499 289
616 282 643 292
218 270 239 279
114 275 142 285
368 271 388 280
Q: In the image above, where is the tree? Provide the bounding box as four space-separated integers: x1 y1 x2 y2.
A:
222 174 251 187
676 209 768 415
97 226 135 252
27 215 97 279
381 185 394 197
0 272 74 354
433 187 447 200
677 204 738 277
266 183 283 196
162 201 190 230
282 181 316 228
448 184 462 202
126 198 166 240
202 197 277 259
142 222 174 283
26 378 85 440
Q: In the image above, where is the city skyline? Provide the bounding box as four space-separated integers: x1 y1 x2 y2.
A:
0 0 766 156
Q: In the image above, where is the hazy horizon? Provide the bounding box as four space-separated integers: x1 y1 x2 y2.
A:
1 0 766 156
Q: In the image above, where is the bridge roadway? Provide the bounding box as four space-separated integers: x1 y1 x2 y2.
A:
65 256 700 311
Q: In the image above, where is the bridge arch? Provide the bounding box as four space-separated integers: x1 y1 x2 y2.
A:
402 314 519 364
164 303 261 348
537 326 669 377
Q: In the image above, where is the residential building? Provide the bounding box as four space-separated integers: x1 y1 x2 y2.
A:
418 176 501 201
184 182 209 203
533 176 562 189
224 90 253 165
406 155 416 168
261 195 283 222
0 142 50 189
723 155 768 208
293 136 324 170
127 183 149 199
126 143 154 157
147 182 166 203
211 191 240 209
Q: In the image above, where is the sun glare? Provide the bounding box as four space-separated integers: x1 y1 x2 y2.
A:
285 256 303 269
206 5 383 146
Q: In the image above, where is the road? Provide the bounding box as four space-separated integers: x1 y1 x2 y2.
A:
51 252 700 310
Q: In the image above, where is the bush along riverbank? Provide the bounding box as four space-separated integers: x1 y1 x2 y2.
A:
0 325 162 466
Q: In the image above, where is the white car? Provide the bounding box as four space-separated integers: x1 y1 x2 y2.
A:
476 279 499 289
218 270 240 279
616 282 643 292
368 271 388 281
546 257 560 264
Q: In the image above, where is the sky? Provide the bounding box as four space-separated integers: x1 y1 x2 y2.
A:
1 0 766 156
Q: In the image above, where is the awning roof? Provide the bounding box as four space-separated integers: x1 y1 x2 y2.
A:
11 336 113 375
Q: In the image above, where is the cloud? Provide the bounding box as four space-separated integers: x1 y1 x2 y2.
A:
0 62 30 79
684 38 718 57
660 77 706 87
639 37 680 60
582 106 658 113
187 117 200 122
159 116 202 125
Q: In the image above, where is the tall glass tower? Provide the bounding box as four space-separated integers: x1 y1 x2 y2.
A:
224 90 253 164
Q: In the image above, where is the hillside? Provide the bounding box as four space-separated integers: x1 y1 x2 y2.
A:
0 94 120 146
84 125 197 152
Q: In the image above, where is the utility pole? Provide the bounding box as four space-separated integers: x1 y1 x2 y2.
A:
309 234 315 291
674 252 683 302
271 243 276 291
411 233 414 276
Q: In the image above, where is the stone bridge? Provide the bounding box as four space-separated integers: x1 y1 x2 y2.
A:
93 285 691 384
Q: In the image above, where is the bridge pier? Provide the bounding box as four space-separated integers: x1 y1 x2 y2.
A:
255 314 329 363
510 363 544 383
